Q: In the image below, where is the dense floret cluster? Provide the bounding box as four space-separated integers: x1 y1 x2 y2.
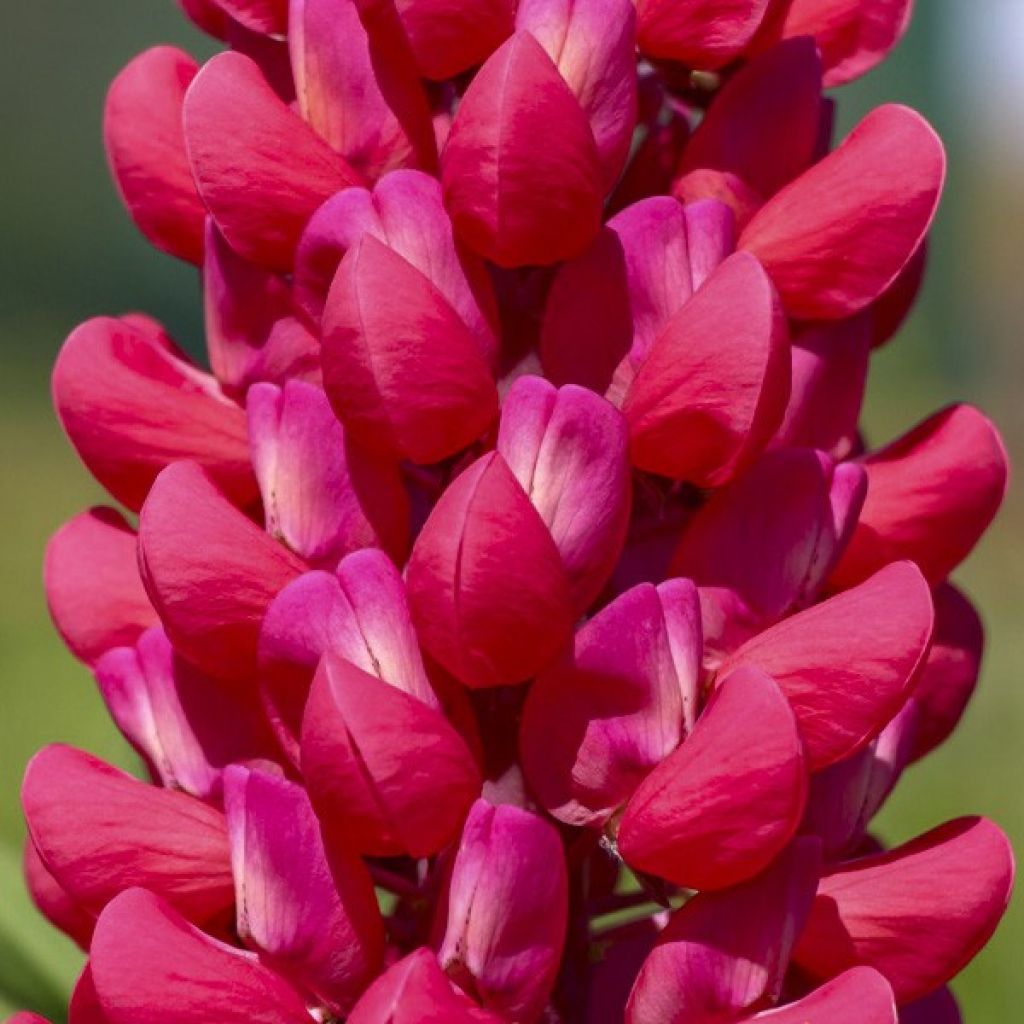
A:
11 1 1015 1022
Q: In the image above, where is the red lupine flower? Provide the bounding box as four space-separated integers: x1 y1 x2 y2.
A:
10 2 1015 1022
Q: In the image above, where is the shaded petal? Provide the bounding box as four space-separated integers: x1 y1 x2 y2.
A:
395 0 515 80
520 580 701 827
95 626 279 800
870 239 928 348
626 838 821 1024
301 653 480 857
22 746 233 923
294 170 498 360
103 47 206 263
90 889 311 1024
764 0 914 87
740 104 945 319
439 799 568 1023
909 583 983 761
259 549 436 763
719 561 934 770
348 948 503 1023
138 461 306 683
498 376 631 610
406 452 575 688
23 838 95 950
899 987 962 1024
619 666 807 891
540 197 734 395
178 0 231 36
53 317 255 512
515 0 638 186
44 508 158 665
675 38 823 219
441 32 605 267
772 315 871 458
793 818 1015 1004
223 766 383 1012
321 234 498 463
636 0 772 68
623 251 790 487
203 221 320 397
749 967 898 1022
248 379 409 565
671 449 866 633
291 0 436 180
829 405 1009 588
214 0 288 34
184 51 360 271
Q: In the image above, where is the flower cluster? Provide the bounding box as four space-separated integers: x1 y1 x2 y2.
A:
11 0 1015 1022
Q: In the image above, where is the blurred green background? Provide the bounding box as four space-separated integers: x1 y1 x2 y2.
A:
0 2 1021 1019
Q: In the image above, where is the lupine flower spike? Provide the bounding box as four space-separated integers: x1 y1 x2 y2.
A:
15 0 1014 1021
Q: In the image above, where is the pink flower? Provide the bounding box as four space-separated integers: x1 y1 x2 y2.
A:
13 1 1015 1021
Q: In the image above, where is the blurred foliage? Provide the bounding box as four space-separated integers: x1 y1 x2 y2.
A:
0 2 1021 1021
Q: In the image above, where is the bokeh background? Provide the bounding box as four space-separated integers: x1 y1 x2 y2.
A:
1 2 1021 1019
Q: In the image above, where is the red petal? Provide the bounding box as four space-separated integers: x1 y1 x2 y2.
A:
521 579 702 827
794 818 1015 1004
441 32 605 267
301 653 480 856
619 666 807 890
24 838 95 949
53 317 255 512
322 234 498 463
406 452 575 688
829 405 1008 588
719 561 934 769
740 104 945 319
395 0 515 80
104 47 206 263
184 51 360 271
213 0 288 34
749 967 898 1022
44 508 158 665
623 251 790 487
138 461 306 683
90 889 311 1024
636 0 772 68
22 746 233 923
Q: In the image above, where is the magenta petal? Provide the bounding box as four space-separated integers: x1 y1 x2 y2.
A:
719 561 934 770
406 452 575 688
69 966 110 1024
259 548 436 763
223 766 383 1012
618 666 807 891
301 653 481 857
623 251 790 487
636 0 771 68
90 889 311 1024
290 0 436 180
95 626 279 800
498 376 631 610
203 221 320 398
44 508 158 666
899 987 962 1024
626 838 822 1024
515 0 638 186
247 379 409 565
22 745 233 923
541 197 734 396
441 32 605 267
520 579 701 827
439 799 568 1022
184 51 361 271
103 47 206 263
740 104 945 320
348 948 503 1023
322 234 498 463
676 38 824 211
138 461 306 683
214 0 288 34
748 967 898 1023
53 317 256 512
24 838 95 950
671 448 866 632
909 584 984 761
794 818 1015 1004
829 404 1009 588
